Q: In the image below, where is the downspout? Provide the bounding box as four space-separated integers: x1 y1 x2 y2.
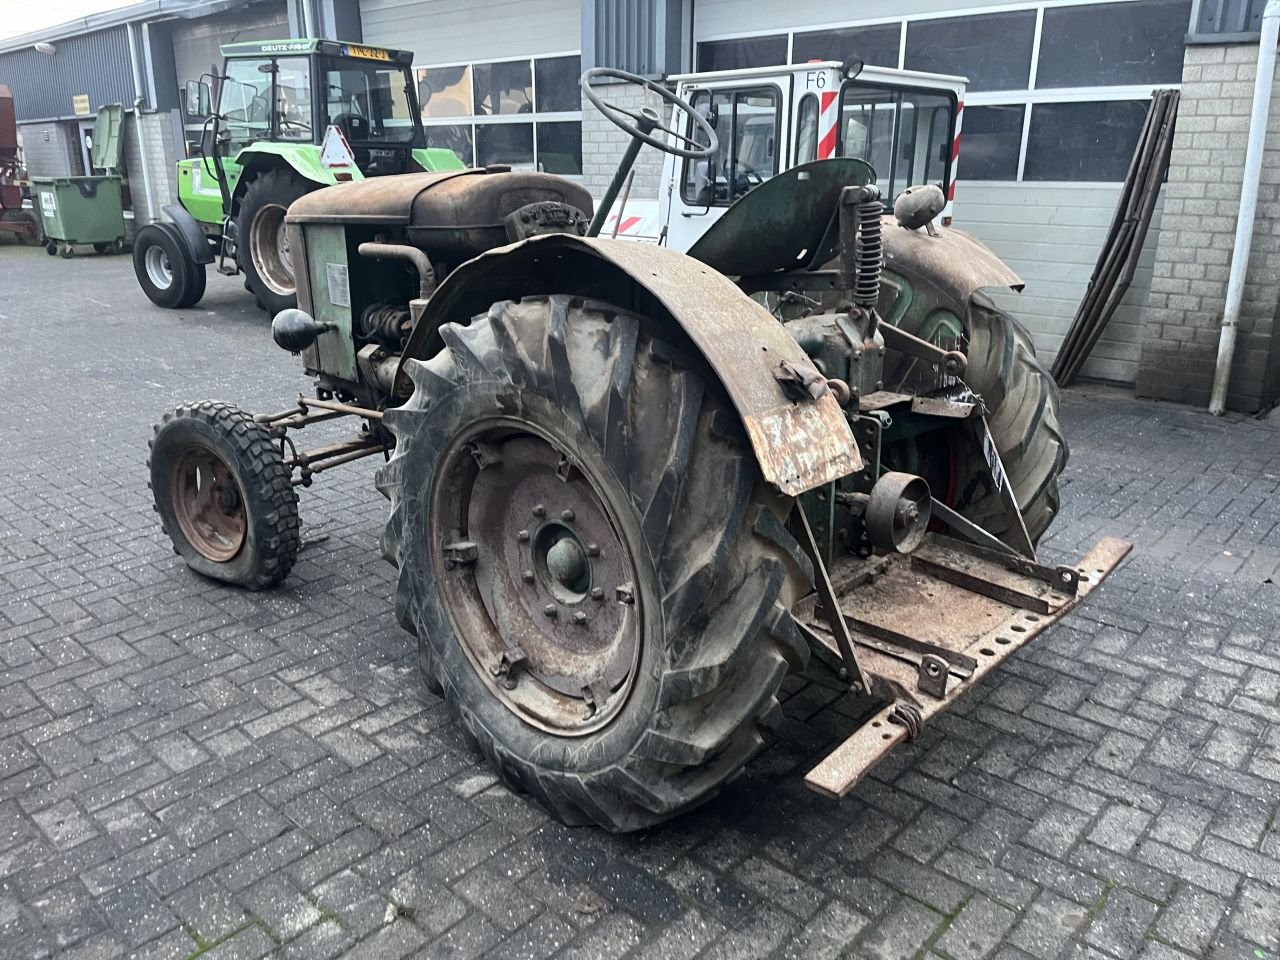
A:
1209 0 1280 414
126 21 159 225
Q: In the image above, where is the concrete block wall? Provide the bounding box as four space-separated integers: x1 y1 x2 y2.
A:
1136 43 1280 413
121 109 182 232
581 82 670 207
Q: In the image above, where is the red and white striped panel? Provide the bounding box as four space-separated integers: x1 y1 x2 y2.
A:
949 101 964 202
817 90 839 160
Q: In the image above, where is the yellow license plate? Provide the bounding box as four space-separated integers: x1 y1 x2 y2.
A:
343 45 392 61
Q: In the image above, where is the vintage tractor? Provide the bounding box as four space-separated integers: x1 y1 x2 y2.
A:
131 38 463 313
148 67 1128 831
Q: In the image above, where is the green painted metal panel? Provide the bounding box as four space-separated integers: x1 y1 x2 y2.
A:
305 224 357 382
176 156 240 226
412 147 466 172
90 104 124 171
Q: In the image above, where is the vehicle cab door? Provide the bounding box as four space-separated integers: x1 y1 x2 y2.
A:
661 77 789 254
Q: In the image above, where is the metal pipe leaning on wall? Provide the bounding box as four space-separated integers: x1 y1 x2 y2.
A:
1209 0 1280 415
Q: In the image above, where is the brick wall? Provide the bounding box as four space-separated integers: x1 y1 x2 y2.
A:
1136 42 1280 413
581 82 671 207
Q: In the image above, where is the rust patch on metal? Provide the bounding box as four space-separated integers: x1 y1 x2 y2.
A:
803 535 1132 799
404 234 862 496
881 216 1024 303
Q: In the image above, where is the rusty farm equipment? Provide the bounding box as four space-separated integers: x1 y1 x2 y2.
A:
148 66 1129 831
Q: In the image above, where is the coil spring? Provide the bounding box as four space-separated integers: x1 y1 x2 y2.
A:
854 196 883 307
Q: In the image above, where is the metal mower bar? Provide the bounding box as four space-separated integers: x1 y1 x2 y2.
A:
799 533 1131 798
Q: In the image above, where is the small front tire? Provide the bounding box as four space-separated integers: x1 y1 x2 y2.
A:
133 223 205 309
149 401 300 590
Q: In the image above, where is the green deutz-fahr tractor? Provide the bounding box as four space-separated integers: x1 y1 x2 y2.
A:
147 68 1129 831
132 38 462 314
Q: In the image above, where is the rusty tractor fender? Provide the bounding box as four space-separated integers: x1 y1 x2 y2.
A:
880 216 1024 307
395 234 861 497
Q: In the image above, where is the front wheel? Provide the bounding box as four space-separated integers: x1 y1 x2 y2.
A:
133 223 205 309
149 402 300 590
378 295 813 831
236 168 312 315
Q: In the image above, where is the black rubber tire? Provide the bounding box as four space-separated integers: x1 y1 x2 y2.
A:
44 240 56 256
133 223 202 309
887 292 1067 545
149 401 300 590
378 295 814 832
93 242 108 254
236 167 312 316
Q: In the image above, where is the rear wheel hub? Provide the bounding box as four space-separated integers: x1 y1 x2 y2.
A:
432 422 642 735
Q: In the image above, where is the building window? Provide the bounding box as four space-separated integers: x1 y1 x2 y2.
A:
959 105 1024 181
1023 100 1150 181
535 56 581 112
905 11 1036 91
697 35 788 71
1038 0 1191 88
417 54 581 175
696 1 1186 185
792 23 900 67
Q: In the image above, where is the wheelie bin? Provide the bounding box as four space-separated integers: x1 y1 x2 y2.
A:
32 104 126 257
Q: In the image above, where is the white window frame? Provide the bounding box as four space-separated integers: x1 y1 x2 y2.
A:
416 50 583 176
694 0 1185 185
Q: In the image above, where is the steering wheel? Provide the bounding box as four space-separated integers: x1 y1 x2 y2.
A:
581 67 718 161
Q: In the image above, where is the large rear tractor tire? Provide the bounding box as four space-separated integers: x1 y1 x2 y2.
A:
378 295 814 831
884 291 1067 546
149 402 300 590
133 223 206 309
236 167 312 316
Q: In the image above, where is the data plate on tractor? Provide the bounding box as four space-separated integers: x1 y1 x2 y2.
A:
799 535 1131 799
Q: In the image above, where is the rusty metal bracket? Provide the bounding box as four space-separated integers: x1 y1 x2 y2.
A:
879 322 967 378
792 507 872 696
917 654 949 698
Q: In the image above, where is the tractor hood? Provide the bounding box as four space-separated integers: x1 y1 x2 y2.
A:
287 168 594 261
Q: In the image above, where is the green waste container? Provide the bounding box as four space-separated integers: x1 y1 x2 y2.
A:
32 103 126 257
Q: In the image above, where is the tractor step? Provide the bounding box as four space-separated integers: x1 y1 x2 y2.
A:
798 534 1132 799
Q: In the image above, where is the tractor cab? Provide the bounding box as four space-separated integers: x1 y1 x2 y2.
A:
608 61 965 248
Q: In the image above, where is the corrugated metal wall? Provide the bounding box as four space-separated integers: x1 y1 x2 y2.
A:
0 26 137 122
588 0 683 74
171 2 290 88
361 0 581 64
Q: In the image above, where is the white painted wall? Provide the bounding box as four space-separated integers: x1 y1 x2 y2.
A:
693 0 1036 38
953 182 1162 384
361 0 581 64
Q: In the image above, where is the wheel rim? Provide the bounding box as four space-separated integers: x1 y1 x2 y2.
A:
431 419 643 736
144 244 173 289
168 445 247 562
249 203 294 296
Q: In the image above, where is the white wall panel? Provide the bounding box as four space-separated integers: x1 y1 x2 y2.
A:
693 0 1035 38
362 0 581 64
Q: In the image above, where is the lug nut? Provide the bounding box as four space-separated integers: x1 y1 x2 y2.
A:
522 569 535 583
590 587 604 601
586 543 600 557
560 508 575 522
572 611 587 625
615 584 634 605
543 603 557 617
517 529 530 542
532 504 546 517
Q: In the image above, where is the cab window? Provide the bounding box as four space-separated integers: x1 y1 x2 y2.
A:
840 83 954 204
220 58 272 152
794 93 819 165
681 86 780 207
320 57 418 143
273 58 313 141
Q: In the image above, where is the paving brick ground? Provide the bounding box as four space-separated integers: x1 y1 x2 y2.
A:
2 246 1280 960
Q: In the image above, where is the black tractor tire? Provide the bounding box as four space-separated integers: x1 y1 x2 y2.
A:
149 401 300 590
378 294 814 832
887 292 1067 545
236 167 312 316
133 223 205 309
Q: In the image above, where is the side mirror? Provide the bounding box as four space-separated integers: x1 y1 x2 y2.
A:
185 79 212 119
